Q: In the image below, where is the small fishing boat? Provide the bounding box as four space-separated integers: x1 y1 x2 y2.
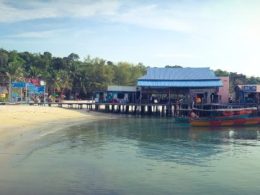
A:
190 115 260 127
190 107 260 127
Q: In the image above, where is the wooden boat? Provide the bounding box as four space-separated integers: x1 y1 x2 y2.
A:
190 107 260 127
190 115 260 127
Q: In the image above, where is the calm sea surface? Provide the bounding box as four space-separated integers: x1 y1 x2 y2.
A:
1 117 260 195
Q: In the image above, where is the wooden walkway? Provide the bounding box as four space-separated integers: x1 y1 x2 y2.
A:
4 100 258 117
30 102 189 117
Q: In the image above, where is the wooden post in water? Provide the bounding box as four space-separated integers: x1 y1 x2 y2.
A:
133 105 137 114
105 104 109 112
166 104 173 116
141 105 145 115
126 105 129 114
117 105 120 113
162 105 165 117
136 105 140 114
154 105 158 115
111 104 114 112
148 105 152 115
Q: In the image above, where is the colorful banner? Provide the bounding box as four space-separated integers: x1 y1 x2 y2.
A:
12 82 26 88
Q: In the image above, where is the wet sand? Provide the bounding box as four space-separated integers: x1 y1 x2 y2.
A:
0 105 115 134
0 105 117 164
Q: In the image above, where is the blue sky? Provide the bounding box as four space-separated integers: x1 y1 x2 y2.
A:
1 0 260 76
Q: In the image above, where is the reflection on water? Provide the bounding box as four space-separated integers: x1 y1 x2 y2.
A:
1 117 260 195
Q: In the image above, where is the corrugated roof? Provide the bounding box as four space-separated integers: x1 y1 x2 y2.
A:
139 67 218 81
137 80 222 87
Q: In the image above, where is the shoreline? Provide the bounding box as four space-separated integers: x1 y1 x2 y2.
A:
0 105 119 162
0 105 117 132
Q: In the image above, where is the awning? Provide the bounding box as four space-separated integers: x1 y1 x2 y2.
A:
137 80 222 88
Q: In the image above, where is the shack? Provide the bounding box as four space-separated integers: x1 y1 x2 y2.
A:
137 67 223 106
235 85 260 104
95 85 137 103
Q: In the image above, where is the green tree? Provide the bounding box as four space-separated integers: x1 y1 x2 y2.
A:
214 69 229 77
1 49 149 99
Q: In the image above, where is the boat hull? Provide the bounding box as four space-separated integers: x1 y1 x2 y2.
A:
190 116 260 127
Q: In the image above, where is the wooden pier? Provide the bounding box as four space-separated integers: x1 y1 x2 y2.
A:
93 103 178 117
33 101 189 117
27 100 259 118
17 100 258 118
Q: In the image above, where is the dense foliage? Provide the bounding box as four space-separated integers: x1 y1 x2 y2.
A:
0 49 146 99
215 69 260 93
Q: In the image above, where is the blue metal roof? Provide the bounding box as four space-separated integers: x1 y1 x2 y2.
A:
137 67 222 88
139 67 218 81
137 80 222 87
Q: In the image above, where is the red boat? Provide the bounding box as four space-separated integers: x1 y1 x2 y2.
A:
190 107 260 127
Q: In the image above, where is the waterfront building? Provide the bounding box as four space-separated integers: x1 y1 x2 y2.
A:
217 77 230 103
95 85 137 103
235 85 260 104
137 67 223 106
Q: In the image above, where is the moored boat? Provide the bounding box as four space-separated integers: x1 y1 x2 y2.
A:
190 106 260 127
190 115 260 127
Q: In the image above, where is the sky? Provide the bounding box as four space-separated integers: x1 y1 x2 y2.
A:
1 0 260 76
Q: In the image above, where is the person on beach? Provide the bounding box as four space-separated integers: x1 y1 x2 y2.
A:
190 110 199 118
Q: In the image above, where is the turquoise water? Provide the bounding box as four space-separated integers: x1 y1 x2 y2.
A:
1 117 260 195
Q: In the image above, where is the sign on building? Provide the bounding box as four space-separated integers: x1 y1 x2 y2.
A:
242 85 257 92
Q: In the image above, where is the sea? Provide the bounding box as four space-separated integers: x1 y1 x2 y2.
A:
1 117 260 195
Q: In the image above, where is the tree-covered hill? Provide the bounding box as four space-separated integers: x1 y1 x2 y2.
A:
0 49 146 99
214 69 260 93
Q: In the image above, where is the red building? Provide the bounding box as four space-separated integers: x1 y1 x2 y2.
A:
217 77 230 103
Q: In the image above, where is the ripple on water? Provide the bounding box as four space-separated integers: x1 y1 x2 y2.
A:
2 117 260 195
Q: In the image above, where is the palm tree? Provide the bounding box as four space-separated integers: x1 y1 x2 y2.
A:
7 62 25 101
50 70 72 101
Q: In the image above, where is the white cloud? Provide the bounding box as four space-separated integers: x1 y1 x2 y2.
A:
0 0 193 33
0 0 58 22
4 29 67 39
113 4 193 32
0 0 120 23
3 27 96 40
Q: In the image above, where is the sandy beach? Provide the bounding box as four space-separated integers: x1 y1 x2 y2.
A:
0 104 114 131
0 104 119 193
0 105 117 162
